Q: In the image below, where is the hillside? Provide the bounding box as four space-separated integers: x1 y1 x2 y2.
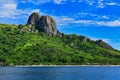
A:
0 12 120 66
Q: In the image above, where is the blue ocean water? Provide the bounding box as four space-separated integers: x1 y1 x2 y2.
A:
0 66 119 80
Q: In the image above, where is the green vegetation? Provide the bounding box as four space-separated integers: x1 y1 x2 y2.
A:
0 24 120 66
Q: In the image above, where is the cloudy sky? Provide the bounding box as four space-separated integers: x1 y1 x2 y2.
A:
0 0 120 50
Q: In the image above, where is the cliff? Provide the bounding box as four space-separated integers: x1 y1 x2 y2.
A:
27 12 57 36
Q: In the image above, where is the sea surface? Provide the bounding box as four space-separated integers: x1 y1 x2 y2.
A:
0 66 120 80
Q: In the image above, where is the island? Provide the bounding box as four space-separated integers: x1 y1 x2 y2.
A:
0 12 120 66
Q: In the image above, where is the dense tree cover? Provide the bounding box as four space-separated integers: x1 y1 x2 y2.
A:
0 24 120 66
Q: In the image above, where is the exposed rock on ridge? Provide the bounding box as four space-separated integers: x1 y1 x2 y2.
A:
27 12 40 25
39 16 57 36
95 40 114 50
27 12 57 36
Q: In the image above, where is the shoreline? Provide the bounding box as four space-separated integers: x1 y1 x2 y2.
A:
10 65 120 67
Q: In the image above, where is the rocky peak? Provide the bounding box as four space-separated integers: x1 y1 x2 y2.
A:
38 16 57 36
27 12 57 36
27 12 40 25
95 40 114 50
80 36 91 42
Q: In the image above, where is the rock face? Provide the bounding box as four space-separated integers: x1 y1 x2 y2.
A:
27 12 40 25
80 36 91 42
27 12 57 36
95 40 114 50
39 16 57 36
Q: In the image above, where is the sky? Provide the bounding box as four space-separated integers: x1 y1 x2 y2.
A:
0 0 120 50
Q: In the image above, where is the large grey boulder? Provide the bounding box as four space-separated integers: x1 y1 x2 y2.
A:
38 16 57 36
27 12 57 36
27 12 40 25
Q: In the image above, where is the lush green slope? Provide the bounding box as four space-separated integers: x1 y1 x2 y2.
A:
0 24 120 66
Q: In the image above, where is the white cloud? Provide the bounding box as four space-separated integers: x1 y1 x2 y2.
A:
54 0 61 4
0 0 17 18
72 19 120 27
97 0 105 8
52 16 75 26
77 12 97 17
106 2 117 6
85 0 95 5
0 0 41 19
97 20 120 27
97 1 120 8
52 14 120 27
2 4 17 10
72 20 92 25
53 16 92 26
99 15 109 19
21 0 51 4
18 0 120 7
21 0 68 4
76 0 120 8
0 0 16 3
54 0 67 4
76 12 111 20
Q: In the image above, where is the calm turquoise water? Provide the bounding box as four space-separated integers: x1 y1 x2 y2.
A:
0 66 120 80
